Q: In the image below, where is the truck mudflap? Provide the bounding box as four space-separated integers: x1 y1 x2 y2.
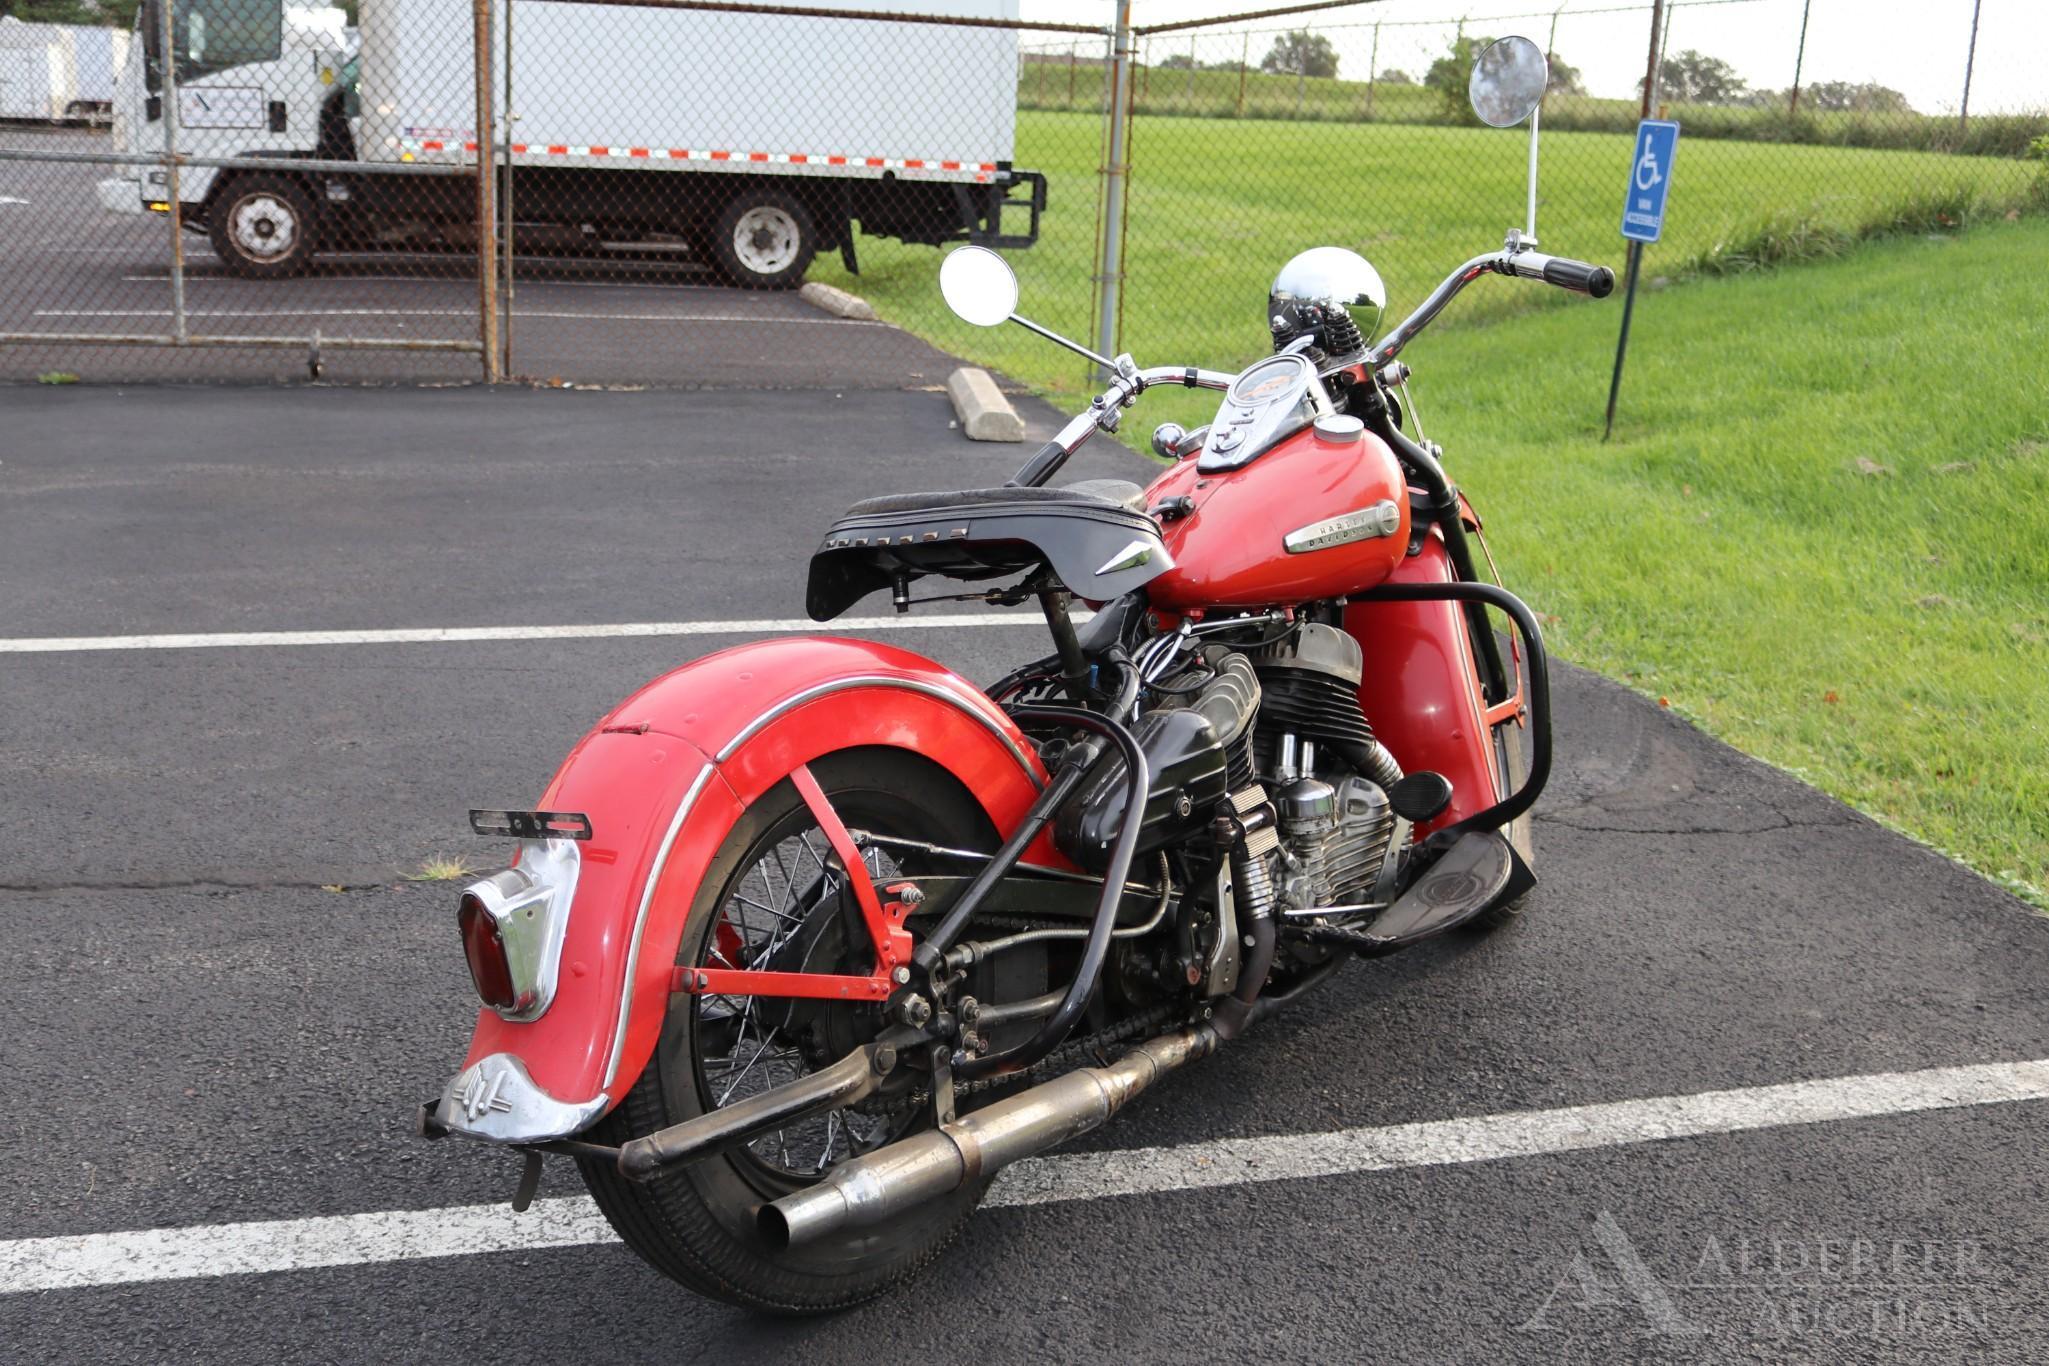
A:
964 168 1045 249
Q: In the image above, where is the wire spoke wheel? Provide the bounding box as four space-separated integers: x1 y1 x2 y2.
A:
692 824 908 1176
578 749 998 1313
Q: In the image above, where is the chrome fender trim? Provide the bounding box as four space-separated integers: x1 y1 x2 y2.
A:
713 674 1043 784
437 1052 610 1144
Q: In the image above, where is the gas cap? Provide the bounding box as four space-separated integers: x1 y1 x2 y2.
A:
1313 414 1365 444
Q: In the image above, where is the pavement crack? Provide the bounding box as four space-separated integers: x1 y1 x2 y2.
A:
0 875 397 897
1535 808 1859 837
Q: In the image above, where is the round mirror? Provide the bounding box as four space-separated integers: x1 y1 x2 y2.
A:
938 246 1019 328
1468 35 1548 128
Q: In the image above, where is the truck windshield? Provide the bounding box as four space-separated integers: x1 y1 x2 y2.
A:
141 0 283 92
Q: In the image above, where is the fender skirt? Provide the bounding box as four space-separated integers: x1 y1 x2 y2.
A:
445 636 1052 1137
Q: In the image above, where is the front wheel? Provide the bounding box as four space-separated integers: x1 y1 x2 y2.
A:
207 174 318 279
577 749 992 1312
710 190 815 289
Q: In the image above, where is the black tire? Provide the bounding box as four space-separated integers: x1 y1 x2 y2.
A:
577 748 994 1313
1467 719 1535 932
207 174 317 279
709 190 815 289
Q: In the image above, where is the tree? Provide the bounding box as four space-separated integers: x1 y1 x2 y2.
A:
1643 49 1747 105
1424 31 1490 123
1260 30 1338 80
1376 68 1414 86
0 0 136 23
1546 52 1585 97
1800 80 1912 113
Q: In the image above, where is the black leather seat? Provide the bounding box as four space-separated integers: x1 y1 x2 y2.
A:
806 481 1168 621
839 480 1148 520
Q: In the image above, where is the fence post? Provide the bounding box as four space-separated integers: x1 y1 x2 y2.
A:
1959 0 1983 135
159 0 186 344
1187 34 1196 107
473 0 500 382
1236 30 1248 116
1788 0 1810 116
1068 43 1077 108
1365 22 1378 117
1094 4 1133 373
501 0 516 378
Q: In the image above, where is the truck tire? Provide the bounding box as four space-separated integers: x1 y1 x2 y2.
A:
711 190 815 289
208 174 318 279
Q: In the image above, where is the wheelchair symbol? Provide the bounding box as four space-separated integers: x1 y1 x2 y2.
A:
1634 145 1663 192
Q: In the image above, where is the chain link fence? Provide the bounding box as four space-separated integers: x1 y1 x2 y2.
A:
0 0 2041 386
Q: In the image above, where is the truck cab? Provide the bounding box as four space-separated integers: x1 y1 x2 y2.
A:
100 0 354 274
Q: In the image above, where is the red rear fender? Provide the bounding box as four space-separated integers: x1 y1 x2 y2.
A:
449 637 1050 1133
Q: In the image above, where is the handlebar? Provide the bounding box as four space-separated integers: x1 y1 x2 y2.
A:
1010 365 1234 488
1013 242 1614 488
1511 251 1616 298
1370 241 1615 366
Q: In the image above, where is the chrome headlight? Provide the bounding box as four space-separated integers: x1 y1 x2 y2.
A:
1269 246 1388 356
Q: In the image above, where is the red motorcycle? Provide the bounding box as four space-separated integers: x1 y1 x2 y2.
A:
421 43 1613 1312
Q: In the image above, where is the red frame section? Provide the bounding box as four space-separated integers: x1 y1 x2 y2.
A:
668 763 914 1002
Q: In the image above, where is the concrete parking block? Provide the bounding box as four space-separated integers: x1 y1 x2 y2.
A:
797 280 878 321
946 365 1026 442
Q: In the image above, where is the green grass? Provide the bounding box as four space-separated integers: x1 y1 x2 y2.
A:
815 110 2038 432
1400 219 2049 906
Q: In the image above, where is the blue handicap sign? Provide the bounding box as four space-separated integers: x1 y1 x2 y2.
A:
1621 119 1680 244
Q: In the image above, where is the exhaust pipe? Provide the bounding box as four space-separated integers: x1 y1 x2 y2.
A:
618 1041 890 1181
758 1023 1218 1251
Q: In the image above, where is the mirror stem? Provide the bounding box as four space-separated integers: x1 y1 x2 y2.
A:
1525 103 1542 244
1010 312 1117 372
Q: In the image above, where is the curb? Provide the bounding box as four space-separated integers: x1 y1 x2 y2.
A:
946 367 1026 443
797 281 878 321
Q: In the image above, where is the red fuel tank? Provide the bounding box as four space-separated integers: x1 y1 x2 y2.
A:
1143 417 1411 611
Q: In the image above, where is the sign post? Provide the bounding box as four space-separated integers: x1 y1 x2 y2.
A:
1603 119 1679 440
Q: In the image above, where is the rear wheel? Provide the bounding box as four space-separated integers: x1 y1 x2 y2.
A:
208 174 317 279
578 749 992 1312
710 190 815 289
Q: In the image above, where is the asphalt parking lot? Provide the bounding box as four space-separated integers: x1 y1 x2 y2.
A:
0 127 959 386
3 338 2048 1360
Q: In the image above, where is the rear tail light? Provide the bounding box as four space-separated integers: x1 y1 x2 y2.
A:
458 891 518 1010
451 838 582 1021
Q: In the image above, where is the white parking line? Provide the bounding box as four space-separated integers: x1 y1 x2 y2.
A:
122 274 722 294
0 613 1045 654
3 1057 2044 1295
32 308 877 325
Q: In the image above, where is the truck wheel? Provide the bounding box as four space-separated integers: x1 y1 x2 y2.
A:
208 174 317 279
711 191 814 289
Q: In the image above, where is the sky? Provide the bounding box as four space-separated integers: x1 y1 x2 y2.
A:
1017 0 2048 116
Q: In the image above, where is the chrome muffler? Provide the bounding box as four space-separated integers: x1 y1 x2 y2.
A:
758 1023 1218 1250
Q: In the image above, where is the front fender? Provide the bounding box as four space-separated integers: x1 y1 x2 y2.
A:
440 636 1051 1140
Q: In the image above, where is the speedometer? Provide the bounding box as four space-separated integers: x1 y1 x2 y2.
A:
1200 352 1321 473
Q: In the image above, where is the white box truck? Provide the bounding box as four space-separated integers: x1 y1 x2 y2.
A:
0 17 72 121
95 0 1043 285
0 18 129 119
